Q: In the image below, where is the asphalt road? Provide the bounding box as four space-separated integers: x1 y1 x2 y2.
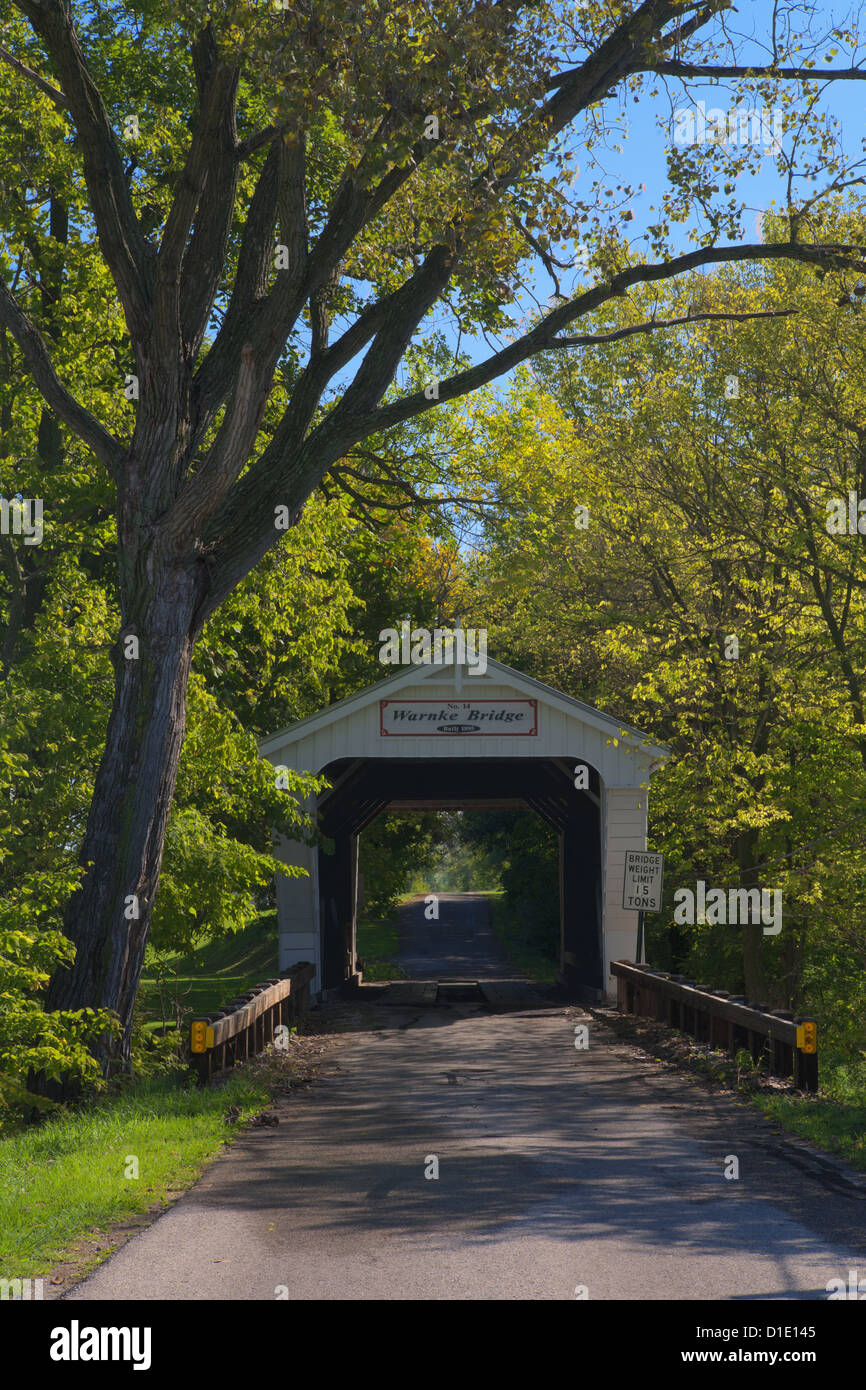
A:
64 898 866 1301
394 891 522 980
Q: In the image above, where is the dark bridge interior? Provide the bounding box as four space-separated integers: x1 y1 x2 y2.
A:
316 758 604 1000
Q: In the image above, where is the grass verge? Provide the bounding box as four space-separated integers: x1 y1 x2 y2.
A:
487 891 559 983
1 1070 267 1281
747 1086 866 1170
356 909 407 981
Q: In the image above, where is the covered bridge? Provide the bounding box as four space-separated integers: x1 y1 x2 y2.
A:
258 657 669 1000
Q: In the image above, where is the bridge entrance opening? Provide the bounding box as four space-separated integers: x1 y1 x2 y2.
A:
355 807 561 984
317 756 603 998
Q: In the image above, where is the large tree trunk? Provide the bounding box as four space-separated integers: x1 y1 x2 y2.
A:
41 559 203 1083
737 827 767 1006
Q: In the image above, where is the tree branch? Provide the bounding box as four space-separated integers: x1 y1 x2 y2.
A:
551 306 798 348
196 0 692 454
158 28 240 362
237 122 286 161
651 62 866 80
527 0 719 152
198 234 862 622
192 135 306 445
0 278 124 475
291 244 457 455
164 342 263 542
14 0 152 338
195 118 438 447
0 42 68 109
360 240 866 438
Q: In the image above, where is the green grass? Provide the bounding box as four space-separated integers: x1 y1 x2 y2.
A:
742 1051 866 1171
0 1068 274 1279
746 1089 866 1170
356 911 407 981
139 911 280 1029
487 891 559 983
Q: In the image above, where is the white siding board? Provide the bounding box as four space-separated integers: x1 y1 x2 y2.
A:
607 811 647 828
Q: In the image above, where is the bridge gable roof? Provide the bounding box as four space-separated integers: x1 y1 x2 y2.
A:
258 658 669 776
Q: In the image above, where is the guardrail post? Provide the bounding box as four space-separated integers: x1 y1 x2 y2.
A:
793 1018 818 1093
769 1011 792 1080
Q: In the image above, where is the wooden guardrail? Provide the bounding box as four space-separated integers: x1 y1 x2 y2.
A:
610 961 818 1092
188 961 315 1084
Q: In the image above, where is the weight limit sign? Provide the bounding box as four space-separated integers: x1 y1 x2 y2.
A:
622 850 664 912
622 851 664 964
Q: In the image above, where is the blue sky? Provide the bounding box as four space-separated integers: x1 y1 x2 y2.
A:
403 1 866 386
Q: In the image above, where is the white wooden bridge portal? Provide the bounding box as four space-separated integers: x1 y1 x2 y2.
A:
258 658 669 1001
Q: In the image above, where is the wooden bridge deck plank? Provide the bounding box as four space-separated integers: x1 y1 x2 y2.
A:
376 982 439 1006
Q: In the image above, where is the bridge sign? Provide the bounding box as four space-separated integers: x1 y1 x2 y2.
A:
622 851 664 912
380 698 538 736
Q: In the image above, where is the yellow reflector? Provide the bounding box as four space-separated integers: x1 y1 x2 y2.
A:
190 1021 214 1053
796 1022 817 1053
